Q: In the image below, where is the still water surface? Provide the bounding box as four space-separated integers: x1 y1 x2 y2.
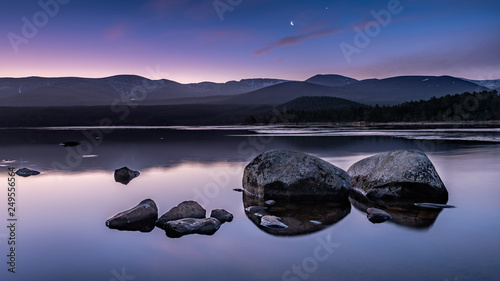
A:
0 126 499 281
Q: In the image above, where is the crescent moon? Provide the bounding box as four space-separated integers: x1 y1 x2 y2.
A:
290 21 294 26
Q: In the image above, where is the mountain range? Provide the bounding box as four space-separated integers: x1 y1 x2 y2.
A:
0 74 496 107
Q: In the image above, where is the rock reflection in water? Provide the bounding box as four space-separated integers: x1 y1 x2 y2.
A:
243 193 351 236
349 190 447 229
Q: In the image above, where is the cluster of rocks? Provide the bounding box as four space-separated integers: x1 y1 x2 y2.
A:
106 199 233 238
242 149 452 228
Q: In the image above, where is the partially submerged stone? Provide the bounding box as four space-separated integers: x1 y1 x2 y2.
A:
59 141 81 147
348 150 448 202
243 150 351 200
114 167 140 185
413 203 455 209
245 206 267 213
156 201 206 229
366 208 392 223
106 199 158 232
210 209 233 223
265 200 276 206
163 218 221 238
15 168 40 177
260 215 288 229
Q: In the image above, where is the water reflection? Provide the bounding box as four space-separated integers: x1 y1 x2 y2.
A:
243 193 351 236
1 127 499 280
0 127 478 173
349 190 446 229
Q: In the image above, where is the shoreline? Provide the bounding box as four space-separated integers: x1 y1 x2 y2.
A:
269 120 500 127
2 120 500 129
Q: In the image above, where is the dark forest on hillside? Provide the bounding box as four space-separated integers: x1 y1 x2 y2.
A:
253 90 500 124
1 90 498 127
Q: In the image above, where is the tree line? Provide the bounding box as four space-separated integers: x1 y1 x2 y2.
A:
251 90 500 124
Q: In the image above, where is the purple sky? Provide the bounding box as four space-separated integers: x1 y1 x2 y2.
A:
1 0 499 83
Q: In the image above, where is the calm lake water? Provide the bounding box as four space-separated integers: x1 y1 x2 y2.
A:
1 126 499 281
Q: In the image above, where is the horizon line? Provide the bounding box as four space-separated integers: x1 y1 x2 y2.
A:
1 73 498 84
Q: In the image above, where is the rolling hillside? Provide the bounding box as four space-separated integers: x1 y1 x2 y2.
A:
0 74 490 107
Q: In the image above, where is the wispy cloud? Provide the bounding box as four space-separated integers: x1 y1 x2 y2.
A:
253 27 338 55
102 23 127 42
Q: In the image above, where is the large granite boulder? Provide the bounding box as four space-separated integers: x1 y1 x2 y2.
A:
348 150 448 202
163 218 221 238
243 150 351 200
106 199 158 232
156 201 206 229
114 167 140 185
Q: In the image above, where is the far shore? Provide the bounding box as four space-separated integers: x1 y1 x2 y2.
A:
3 120 500 129
241 120 500 127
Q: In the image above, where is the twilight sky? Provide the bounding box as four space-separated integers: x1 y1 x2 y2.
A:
1 0 499 83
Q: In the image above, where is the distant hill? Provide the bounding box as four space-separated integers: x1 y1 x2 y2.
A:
305 74 358 87
188 76 487 106
185 78 288 96
0 76 287 106
341 76 488 104
211 81 342 105
0 74 491 107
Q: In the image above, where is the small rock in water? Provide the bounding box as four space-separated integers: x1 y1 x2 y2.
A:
265 200 276 206
106 199 158 232
413 203 455 209
15 168 40 177
164 218 221 238
59 141 81 147
245 206 267 213
210 209 233 223
233 188 244 192
260 215 288 229
156 201 206 229
114 167 140 185
367 208 392 223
